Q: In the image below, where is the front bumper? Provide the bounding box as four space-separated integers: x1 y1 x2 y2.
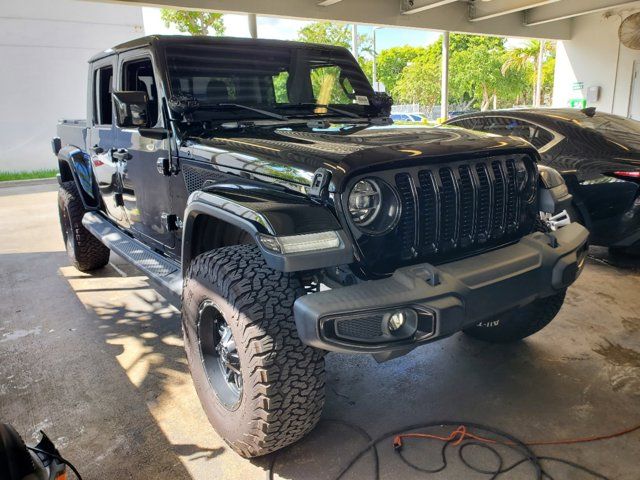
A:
294 223 589 358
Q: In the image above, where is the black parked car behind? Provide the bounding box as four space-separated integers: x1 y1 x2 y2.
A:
445 108 640 253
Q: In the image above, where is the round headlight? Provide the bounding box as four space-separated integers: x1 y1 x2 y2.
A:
346 178 401 235
348 179 382 226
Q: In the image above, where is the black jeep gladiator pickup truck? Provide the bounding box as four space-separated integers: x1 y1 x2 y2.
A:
53 35 589 457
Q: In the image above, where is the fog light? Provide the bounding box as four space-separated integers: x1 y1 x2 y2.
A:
388 311 405 332
384 309 418 338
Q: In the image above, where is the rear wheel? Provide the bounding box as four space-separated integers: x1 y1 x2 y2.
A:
463 290 567 343
57 181 109 272
182 244 325 457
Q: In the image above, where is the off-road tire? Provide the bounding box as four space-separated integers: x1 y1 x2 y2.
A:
182 244 325 458
58 181 110 272
463 289 567 343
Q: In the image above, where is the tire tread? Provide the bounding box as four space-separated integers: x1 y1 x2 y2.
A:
183 245 325 457
58 181 110 272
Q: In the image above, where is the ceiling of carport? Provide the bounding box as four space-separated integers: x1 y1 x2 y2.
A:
84 0 640 39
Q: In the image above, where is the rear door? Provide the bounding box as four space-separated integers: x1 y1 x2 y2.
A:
88 57 129 228
115 51 175 249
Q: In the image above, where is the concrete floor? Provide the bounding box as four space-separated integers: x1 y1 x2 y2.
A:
1 182 640 479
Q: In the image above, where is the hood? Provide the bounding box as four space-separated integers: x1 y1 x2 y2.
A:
181 124 536 192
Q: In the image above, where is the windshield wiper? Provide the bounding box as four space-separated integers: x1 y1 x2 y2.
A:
216 103 288 121
294 103 361 119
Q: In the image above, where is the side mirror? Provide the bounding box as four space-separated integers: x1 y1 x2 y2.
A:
113 91 149 128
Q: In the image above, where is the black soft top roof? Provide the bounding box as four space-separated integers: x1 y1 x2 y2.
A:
88 34 352 63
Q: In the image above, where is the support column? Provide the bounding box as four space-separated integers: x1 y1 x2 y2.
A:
351 24 359 58
441 31 449 121
534 39 545 107
372 28 378 90
248 13 257 39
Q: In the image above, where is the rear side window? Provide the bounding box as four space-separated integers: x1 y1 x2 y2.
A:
483 117 533 139
93 66 113 125
449 117 485 130
122 58 159 126
529 127 554 149
484 117 556 150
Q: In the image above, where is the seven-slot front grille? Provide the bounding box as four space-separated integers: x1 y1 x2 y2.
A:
395 157 526 260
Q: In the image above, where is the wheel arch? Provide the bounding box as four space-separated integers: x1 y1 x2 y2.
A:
57 146 100 210
181 187 354 275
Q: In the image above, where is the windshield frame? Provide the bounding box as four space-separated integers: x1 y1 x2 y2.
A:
157 38 377 122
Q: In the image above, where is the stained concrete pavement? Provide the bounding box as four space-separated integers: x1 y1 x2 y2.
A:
1 182 640 479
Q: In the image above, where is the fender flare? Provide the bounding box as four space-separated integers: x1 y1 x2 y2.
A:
57 146 100 210
181 186 354 274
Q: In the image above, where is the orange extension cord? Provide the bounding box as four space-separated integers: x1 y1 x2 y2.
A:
393 421 640 449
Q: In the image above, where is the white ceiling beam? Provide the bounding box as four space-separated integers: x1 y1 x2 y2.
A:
469 0 560 22
80 0 572 40
525 0 640 26
317 0 342 6
401 0 459 15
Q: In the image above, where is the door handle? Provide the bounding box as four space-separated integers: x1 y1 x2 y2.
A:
112 149 132 162
90 144 104 155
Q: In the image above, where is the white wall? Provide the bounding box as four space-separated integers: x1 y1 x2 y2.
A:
0 0 144 172
553 9 640 116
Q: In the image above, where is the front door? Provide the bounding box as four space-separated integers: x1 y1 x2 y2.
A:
89 57 129 229
115 52 175 250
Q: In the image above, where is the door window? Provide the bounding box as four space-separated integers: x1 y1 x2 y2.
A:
93 66 113 125
122 58 159 126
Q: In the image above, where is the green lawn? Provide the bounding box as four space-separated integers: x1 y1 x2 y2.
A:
0 169 58 182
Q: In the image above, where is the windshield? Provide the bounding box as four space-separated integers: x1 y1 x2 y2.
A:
163 42 375 121
574 112 640 150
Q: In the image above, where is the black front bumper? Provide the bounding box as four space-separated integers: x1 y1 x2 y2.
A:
294 223 589 358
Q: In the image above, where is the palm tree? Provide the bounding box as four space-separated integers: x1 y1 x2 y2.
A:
502 40 554 107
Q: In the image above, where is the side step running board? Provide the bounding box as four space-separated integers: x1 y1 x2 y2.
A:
82 212 182 308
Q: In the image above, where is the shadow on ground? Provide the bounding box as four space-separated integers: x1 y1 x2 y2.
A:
4 238 640 479
0 251 194 479
65 246 640 479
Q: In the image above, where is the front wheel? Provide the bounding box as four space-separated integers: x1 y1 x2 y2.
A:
181 244 325 457
463 290 567 343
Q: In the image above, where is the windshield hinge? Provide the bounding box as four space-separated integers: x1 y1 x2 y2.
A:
309 168 332 202
370 116 393 126
306 119 331 129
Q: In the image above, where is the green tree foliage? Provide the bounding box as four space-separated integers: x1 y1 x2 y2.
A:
297 22 371 55
160 8 225 36
541 55 555 103
391 33 534 111
293 23 555 111
450 38 524 110
376 46 426 93
296 22 373 103
501 40 555 104
393 55 440 107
